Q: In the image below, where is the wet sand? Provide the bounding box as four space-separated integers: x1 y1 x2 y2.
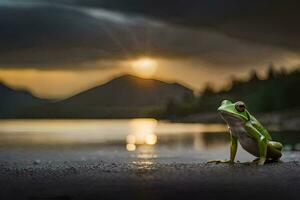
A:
0 148 299 200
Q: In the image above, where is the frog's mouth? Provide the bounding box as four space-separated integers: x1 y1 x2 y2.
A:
219 111 245 126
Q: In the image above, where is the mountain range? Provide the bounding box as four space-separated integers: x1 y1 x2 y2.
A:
0 74 193 118
0 83 48 118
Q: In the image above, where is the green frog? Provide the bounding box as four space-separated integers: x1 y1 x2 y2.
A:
209 100 283 165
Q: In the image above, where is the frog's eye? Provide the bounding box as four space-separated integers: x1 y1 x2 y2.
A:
235 101 246 112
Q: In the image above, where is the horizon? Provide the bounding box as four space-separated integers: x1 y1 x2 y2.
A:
0 63 300 100
1 65 297 101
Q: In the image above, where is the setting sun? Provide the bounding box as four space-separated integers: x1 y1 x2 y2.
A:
131 57 158 78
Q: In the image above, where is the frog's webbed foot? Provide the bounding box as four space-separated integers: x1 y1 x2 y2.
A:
251 157 266 165
207 159 234 164
252 157 282 165
239 158 263 165
240 158 282 166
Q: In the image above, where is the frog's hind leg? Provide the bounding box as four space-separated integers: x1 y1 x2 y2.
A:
267 141 283 161
269 141 283 151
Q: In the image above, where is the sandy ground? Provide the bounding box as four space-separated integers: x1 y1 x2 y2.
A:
0 147 299 200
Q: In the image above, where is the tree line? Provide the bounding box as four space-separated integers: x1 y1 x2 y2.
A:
147 66 300 119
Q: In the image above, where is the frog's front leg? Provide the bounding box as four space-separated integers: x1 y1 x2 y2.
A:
229 134 238 162
208 133 237 164
245 122 267 165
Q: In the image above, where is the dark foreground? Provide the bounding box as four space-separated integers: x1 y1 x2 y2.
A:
0 149 299 200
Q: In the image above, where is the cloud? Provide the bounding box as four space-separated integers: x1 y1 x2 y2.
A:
67 0 300 52
0 0 298 69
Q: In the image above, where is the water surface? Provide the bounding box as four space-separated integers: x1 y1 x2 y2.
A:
0 119 299 163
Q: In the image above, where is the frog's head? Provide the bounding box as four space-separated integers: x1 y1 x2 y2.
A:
217 100 250 122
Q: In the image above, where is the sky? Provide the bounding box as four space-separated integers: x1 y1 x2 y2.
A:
0 0 299 99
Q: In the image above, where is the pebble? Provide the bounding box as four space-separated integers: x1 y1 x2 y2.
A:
33 159 41 165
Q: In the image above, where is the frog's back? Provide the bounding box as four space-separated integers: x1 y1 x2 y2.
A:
249 114 272 141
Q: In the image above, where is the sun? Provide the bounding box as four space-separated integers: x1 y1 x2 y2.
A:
131 57 158 78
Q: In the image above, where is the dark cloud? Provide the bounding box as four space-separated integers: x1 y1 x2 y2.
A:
0 3 140 67
0 0 298 69
69 0 300 52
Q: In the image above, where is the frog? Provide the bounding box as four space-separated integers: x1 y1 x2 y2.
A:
208 100 283 165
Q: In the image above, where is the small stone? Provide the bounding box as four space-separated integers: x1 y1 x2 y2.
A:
33 159 41 165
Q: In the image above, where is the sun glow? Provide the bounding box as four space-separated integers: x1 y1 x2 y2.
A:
131 57 158 78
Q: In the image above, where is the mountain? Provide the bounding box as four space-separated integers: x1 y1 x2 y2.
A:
62 74 193 107
0 82 48 118
20 74 194 118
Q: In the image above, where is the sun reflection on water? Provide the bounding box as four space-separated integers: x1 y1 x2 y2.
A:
130 146 158 170
126 143 136 151
126 118 158 151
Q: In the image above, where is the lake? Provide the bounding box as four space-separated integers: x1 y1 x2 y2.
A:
0 119 299 163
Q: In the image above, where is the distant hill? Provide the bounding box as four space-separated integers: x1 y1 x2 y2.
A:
62 74 193 107
2 69 300 120
18 74 193 118
0 83 48 118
